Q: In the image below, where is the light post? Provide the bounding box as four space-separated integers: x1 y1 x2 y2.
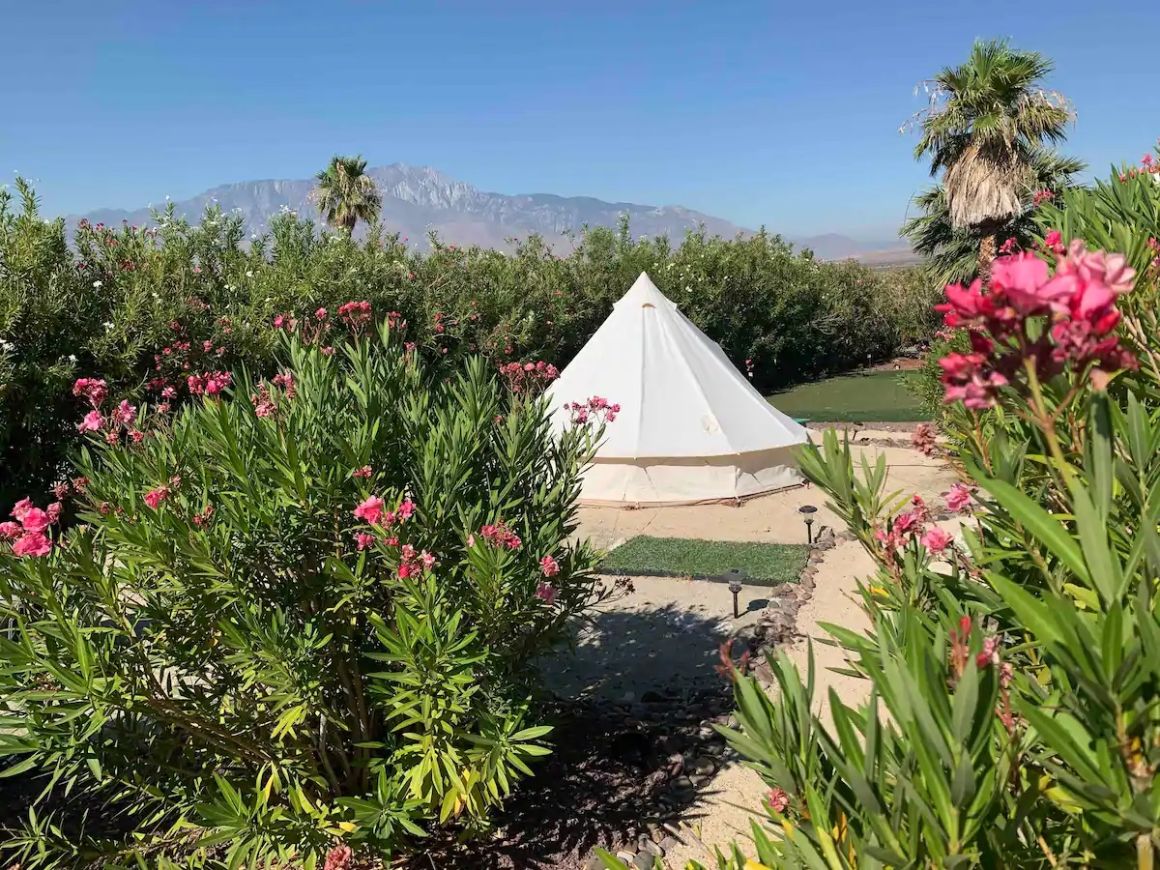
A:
723 568 745 618
799 504 817 545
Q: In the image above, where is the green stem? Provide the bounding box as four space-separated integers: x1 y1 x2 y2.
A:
1023 359 1075 488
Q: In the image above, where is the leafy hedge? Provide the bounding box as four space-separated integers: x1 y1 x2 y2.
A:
0 323 604 866
0 179 938 504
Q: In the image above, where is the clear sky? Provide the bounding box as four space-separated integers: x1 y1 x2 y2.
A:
4 0 1157 243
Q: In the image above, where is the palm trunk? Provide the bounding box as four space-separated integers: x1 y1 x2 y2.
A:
977 233 997 286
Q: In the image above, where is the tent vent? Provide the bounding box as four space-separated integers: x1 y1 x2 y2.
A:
642 302 656 309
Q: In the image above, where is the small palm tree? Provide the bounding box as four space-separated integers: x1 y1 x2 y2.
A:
903 146 1085 287
911 40 1074 281
313 156 382 233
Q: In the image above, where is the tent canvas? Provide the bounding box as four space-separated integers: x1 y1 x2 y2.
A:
547 272 809 505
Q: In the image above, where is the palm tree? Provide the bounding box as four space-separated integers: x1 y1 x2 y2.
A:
910 40 1074 282
313 156 382 233
903 146 1085 287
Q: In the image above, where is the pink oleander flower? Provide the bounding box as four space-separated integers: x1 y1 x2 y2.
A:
765 787 789 814
204 371 232 396
1043 229 1065 255
144 486 170 510
321 346 335 356
991 253 1068 316
20 508 51 534
945 483 974 514
251 382 277 418
78 410 104 433
976 635 1001 669
535 581 557 604
353 495 385 525
12 532 52 558
920 527 953 553
113 399 137 425
324 844 353 870
272 371 296 398
352 465 373 479
355 532 376 551
911 423 937 456
11 498 33 522
539 554 560 577
315 307 328 320
892 510 921 537
46 502 62 523
397 498 415 521
0 521 22 539
72 377 108 407
421 551 436 570
480 521 521 550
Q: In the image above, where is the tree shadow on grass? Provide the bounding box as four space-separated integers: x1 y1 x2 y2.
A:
411 603 752 869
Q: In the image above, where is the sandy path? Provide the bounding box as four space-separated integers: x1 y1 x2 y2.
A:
578 439 954 552
660 538 875 867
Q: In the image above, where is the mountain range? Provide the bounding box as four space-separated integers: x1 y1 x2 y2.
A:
72 163 913 263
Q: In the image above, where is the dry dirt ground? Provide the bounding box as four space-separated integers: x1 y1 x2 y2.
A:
564 430 958 867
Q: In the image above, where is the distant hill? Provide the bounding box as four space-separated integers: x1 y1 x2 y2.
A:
70 163 911 262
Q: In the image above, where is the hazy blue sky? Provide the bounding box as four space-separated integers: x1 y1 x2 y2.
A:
4 0 1157 242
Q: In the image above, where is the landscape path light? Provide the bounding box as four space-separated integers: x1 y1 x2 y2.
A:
723 568 746 618
799 504 818 545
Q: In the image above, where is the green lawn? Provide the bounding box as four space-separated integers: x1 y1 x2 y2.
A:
599 535 808 586
767 370 927 423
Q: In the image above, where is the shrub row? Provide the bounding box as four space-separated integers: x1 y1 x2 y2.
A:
1 179 937 504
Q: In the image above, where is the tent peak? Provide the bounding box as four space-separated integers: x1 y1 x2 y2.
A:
616 271 675 309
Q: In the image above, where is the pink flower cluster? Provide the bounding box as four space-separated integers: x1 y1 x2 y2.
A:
339 300 372 333
145 321 230 411
187 371 232 397
396 543 436 579
875 494 954 559
498 361 559 394
539 554 560 577
935 243 1137 409
535 581 557 604
1031 188 1055 206
274 300 379 345
353 495 415 528
566 396 620 425
74 378 144 443
948 615 1017 733
251 371 296 418
1 498 61 558
324 844 353 870
910 423 937 456
479 521 522 550
945 483 975 514
765 787 790 814
272 371 296 398
1118 150 1160 183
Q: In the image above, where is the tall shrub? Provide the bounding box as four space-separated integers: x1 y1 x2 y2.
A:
0 320 603 866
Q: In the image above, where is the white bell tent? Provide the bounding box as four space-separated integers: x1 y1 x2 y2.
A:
547 272 808 505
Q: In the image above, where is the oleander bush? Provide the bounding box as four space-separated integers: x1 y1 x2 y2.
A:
0 179 937 506
600 235 1160 866
0 320 604 866
911 143 1160 423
